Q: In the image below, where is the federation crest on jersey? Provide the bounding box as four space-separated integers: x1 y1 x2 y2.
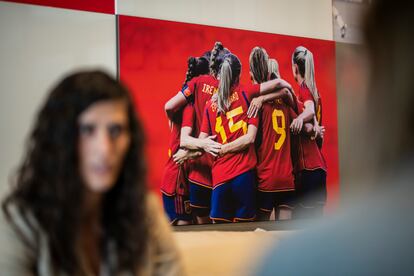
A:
183 88 192 98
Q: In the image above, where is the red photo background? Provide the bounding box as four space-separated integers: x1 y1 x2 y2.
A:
119 15 339 211
2 0 114 14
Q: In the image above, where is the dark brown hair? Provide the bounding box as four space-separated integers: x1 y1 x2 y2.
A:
2 70 148 273
249 46 269 84
183 51 211 89
209 41 230 77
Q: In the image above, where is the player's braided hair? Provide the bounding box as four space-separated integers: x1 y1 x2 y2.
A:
182 53 210 89
183 56 198 89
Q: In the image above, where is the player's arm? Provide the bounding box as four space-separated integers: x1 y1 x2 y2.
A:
192 131 221 157
259 78 292 95
164 92 187 120
302 123 314 134
247 88 294 118
173 148 202 165
300 122 325 140
312 116 325 141
290 100 315 134
180 126 221 154
289 107 324 139
185 105 222 157
219 125 257 156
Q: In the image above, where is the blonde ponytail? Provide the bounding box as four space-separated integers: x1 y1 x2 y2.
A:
292 46 319 106
268 58 280 80
304 50 319 107
217 53 241 114
217 59 232 113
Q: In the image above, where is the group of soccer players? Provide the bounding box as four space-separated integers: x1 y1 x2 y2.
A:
161 42 327 225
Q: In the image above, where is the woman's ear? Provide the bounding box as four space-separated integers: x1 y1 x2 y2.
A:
292 64 299 80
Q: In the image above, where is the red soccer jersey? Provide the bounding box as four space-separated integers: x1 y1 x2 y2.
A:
182 74 219 133
295 82 327 171
297 82 323 125
256 99 297 191
181 75 219 187
160 104 194 195
200 83 260 187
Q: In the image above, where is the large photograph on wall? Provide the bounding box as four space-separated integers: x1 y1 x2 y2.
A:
119 15 339 225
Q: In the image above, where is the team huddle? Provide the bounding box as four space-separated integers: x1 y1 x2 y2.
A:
161 42 327 225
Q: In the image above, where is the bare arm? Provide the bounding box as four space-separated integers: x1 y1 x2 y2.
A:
164 92 187 120
219 125 258 156
302 123 315 135
180 127 221 156
312 116 325 141
290 100 315 134
180 126 202 150
297 120 325 140
173 148 202 165
298 100 315 122
259 78 292 95
247 88 294 118
198 132 209 139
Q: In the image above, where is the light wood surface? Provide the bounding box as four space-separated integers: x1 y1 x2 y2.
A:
174 230 294 276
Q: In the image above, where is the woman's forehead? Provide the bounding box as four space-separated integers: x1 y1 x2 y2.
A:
79 99 128 123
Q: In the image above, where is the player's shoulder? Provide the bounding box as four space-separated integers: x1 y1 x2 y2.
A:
195 74 215 84
187 74 205 87
234 83 257 105
237 82 250 92
240 83 260 97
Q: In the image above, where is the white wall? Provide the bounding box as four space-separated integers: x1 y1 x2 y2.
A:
0 2 117 193
117 0 333 40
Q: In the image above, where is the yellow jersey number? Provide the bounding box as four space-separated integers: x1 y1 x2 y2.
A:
215 106 247 144
272 108 286 150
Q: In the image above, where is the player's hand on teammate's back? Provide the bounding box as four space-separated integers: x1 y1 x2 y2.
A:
247 97 263 118
290 117 304 135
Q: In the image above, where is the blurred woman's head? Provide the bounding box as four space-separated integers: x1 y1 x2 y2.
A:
3 70 148 273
